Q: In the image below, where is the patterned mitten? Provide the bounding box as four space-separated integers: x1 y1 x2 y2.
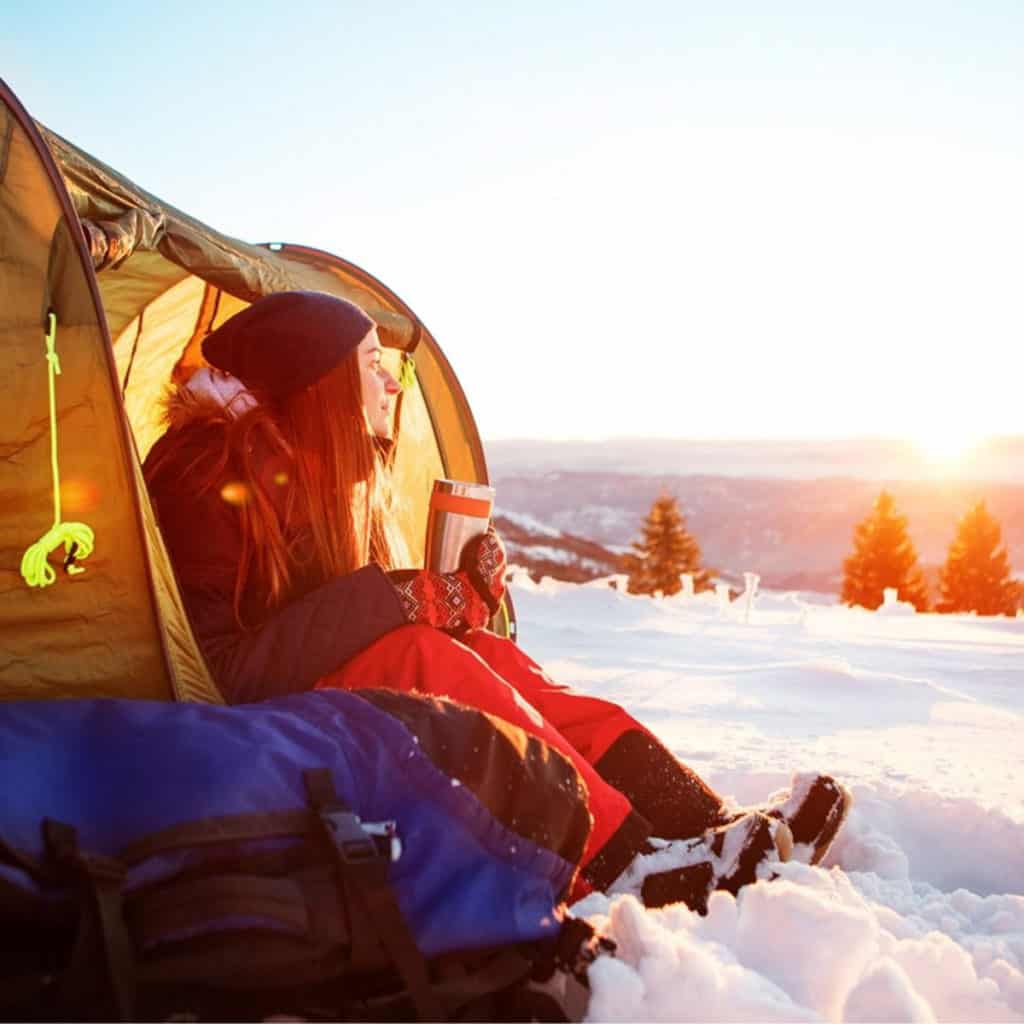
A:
460 525 507 615
389 569 491 632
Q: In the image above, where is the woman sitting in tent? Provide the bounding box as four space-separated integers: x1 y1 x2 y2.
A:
144 291 850 911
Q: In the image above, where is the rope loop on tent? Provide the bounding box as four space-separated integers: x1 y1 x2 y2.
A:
20 312 96 589
398 353 417 392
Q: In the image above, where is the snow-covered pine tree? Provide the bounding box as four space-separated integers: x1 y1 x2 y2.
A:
624 494 713 596
937 501 1020 616
841 490 930 611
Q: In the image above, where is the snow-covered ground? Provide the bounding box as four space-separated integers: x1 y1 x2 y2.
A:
508 571 1024 1022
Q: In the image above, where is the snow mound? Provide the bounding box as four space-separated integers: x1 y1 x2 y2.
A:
577 867 1023 1022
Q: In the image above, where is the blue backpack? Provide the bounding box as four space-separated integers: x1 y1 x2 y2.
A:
0 689 606 1021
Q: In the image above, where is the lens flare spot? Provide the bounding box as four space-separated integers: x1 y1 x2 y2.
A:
220 481 251 506
60 477 101 513
273 471 289 486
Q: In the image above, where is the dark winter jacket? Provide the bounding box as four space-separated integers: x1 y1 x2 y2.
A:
143 396 407 704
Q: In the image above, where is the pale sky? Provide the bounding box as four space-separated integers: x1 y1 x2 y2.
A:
6 2 1023 445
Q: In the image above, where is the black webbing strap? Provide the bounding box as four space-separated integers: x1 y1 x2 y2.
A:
303 768 445 1023
117 808 314 867
0 833 53 883
134 873 309 951
43 819 136 1021
433 949 535 1014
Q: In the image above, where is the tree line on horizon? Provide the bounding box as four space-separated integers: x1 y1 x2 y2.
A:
621 492 1021 616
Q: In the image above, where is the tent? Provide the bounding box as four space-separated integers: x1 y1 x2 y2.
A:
0 78 511 706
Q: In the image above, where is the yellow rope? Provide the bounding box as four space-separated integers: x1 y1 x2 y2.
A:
20 313 95 588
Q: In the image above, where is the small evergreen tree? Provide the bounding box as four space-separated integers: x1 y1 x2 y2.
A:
841 490 930 611
937 501 1020 616
623 494 713 596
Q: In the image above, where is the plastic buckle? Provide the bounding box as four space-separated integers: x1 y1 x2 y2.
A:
361 820 402 863
320 808 383 865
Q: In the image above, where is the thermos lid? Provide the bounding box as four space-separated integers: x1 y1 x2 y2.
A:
429 479 494 518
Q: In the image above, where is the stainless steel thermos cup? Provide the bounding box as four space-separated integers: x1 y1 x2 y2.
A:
424 479 496 573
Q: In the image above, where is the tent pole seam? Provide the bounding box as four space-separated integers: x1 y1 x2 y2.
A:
120 309 144 399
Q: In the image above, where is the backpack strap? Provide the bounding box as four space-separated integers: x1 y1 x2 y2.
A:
132 873 310 951
117 808 314 865
43 819 136 1021
432 948 536 1016
303 768 446 1023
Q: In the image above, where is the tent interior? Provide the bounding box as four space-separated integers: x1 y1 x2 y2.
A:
0 80 504 706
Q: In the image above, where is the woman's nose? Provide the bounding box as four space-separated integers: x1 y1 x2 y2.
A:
383 371 401 395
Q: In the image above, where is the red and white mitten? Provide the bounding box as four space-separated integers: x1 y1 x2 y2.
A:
389 569 491 632
460 526 507 615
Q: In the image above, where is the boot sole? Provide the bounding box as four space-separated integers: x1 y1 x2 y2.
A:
773 820 794 862
809 782 853 865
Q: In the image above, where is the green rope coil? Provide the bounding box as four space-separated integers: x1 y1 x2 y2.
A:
20 313 96 588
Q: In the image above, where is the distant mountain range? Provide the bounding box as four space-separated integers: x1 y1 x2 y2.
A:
493 511 623 585
484 440 1024 596
485 437 1024 482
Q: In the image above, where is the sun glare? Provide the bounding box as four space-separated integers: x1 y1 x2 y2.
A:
913 430 987 463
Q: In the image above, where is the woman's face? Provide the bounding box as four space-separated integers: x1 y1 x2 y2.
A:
358 328 401 438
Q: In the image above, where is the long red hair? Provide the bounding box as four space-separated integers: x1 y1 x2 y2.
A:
153 352 408 627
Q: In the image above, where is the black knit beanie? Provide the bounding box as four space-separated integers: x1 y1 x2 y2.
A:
202 291 375 399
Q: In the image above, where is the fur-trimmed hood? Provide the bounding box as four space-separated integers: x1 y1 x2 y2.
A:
161 367 259 435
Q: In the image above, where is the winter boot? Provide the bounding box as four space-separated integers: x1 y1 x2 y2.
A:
763 772 852 865
522 917 617 1022
610 811 792 914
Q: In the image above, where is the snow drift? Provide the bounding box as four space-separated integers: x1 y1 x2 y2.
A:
508 571 1024 1021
